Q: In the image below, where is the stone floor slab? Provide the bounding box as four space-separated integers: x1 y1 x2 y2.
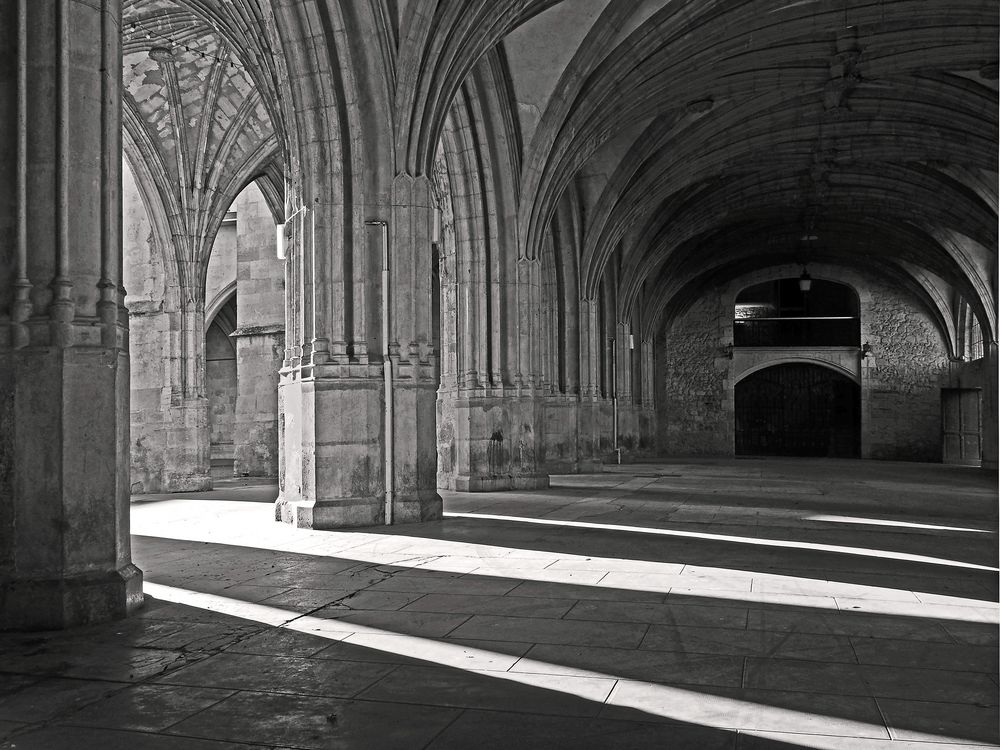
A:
602 682 891 738
62 684 236 732
877 696 1000 745
640 624 858 663
165 691 460 750
426 709 739 749
0 677 126 723
505 579 666 603
401 592 577 619
309 608 471 638
566 599 750 630
512 643 745 688
447 614 649 648
357 664 615 716
156 652 394 698
851 636 999 672
0 726 263 750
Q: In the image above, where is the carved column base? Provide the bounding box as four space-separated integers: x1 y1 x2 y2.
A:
276 491 442 529
130 397 211 493
1 345 140 630
278 374 442 529
0 565 143 631
438 393 550 492
453 474 550 492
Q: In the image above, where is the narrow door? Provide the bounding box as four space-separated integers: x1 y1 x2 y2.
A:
942 388 982 466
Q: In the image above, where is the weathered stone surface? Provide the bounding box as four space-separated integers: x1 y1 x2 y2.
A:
439 394 549 492
660 293 733 456
864 280 950 462
659 265 956 462
0 0 142 629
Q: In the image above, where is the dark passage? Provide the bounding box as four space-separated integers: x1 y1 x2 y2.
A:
736 363 860 457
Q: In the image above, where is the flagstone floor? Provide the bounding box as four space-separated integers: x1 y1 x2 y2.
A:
1 458 997 749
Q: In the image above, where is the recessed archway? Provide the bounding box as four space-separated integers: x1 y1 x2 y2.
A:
735 362 860 458
206 294 238 479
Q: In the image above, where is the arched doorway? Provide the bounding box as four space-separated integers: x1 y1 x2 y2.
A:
735 363 860 457
206 295 238 478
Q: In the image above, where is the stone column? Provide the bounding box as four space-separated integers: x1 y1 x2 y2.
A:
388 174 445 515
277 176 443 528
443 253 549 492
575 297 605 471
0 0 143 629
233 186 284 477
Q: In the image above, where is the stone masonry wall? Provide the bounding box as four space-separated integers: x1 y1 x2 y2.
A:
206 321 237 455
233 184 284 477
863 280 949 461
126 173 283 489
659 293 732 455
658 267 951 462
123 160 185 492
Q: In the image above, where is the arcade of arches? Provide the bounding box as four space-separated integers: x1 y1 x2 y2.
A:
1 0 997 640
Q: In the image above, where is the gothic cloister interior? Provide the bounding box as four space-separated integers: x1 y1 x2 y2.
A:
1 1 998 747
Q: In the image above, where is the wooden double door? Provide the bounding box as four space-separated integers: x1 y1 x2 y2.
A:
941 388 982 466
735 363 860 457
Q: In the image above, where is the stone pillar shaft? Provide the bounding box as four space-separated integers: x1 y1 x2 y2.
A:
0 0 142 629
277 175 443 527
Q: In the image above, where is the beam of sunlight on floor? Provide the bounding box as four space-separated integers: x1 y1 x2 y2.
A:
145 582 946 747
132 503 998 624
806 515 995 533
443 512 999 572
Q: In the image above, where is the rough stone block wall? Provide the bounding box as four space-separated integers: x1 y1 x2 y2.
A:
123 161 201 492
863 281 949 462
617 404 656 455
657 267 950 462
436 396 457 490
540 397 580 473
234 332 283 477
233 184 284 477
205 223 237 311
659 293 732 455
206 324 237 462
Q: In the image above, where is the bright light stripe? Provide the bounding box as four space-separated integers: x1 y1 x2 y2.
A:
444 512 999 572
132 521 998 622
143 583 903 745
671 588 998 623
807 515 994 534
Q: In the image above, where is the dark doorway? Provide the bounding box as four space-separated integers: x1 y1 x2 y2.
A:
735 363 860 457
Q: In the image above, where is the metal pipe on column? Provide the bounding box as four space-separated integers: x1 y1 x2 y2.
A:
366 220 393 525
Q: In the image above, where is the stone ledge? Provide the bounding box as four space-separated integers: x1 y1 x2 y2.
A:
276 492 442 529
454 474 550 492
230 324 284 338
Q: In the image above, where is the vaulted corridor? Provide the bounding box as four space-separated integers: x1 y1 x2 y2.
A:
1 2 997 746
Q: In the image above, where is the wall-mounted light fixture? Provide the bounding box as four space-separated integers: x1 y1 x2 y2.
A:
798 267 812 293
860 341 872 359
